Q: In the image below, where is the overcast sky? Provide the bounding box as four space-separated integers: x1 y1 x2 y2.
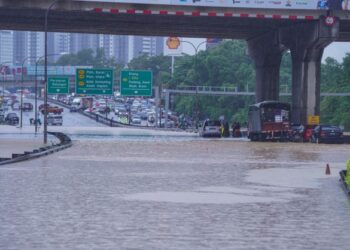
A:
323 42 350 62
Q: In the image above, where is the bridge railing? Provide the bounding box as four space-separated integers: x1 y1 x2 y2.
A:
173 86 238 93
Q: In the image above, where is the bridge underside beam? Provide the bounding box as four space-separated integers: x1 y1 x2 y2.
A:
0 7 302 39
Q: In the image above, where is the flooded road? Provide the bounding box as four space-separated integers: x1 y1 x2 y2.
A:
1 138 350 250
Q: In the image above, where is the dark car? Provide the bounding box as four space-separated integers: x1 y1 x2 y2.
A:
5 113 19 125
21 102 33 111
311 125 344 144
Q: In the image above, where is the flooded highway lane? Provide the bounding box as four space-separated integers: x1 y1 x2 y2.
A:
1 138 350 250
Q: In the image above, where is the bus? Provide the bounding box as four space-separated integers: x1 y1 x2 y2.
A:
248 101 291 141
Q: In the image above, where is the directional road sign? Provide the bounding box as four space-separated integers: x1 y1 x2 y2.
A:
76 68 114 95
120 70 152 96
47 77 69 94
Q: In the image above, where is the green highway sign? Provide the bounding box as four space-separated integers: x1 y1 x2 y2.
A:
76 68 114 95
120 70 152 96
47 77 69 94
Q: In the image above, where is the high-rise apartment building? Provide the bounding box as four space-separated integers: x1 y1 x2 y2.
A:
133 36 164 58
70 33 99 54
11 32 166 66
48 32 71 62
98 34 129 64
0 30 13 64
113 35 129 64
13 31 44 65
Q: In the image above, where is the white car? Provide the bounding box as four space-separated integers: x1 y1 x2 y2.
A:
47 115 63 126
199 119 221 137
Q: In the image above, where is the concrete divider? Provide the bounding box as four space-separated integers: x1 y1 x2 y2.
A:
0 132 72 166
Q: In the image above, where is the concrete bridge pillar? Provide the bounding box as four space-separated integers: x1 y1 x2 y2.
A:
247 31 285 102
280 16 339 124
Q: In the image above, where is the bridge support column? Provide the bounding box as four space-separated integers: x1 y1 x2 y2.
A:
247 31 285 102
280 16 339 124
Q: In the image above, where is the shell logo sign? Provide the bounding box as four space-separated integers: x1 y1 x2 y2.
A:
166 37 181 49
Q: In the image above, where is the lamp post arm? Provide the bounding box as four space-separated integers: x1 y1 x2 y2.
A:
195 40 207 53
44 0 60 144
180 40 197 54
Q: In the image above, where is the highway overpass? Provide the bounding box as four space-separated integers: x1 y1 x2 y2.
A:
0 0 348 40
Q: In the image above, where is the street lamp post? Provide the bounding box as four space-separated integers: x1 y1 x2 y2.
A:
181 40 206 130
20 56 44 129
0 61 12 99
35 53 62 135
164 40 206 129
20 57 33 128
44 0 60 144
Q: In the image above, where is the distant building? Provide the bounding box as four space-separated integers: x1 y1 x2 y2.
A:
113 35 129 64
48 32 71 62
133 36 164 58
70 33 99 54
0 30 13 64
13 31 44 65
98 35 129 64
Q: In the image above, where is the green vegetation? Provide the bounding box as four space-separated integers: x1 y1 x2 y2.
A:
346 159 350 187
57 41 350 130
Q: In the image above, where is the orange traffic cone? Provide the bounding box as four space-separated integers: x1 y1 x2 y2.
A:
325 163 331 175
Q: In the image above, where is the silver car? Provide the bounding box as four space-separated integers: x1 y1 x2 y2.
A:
200 119 221 137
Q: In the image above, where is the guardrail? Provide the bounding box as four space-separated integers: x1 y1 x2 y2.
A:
47 97 184 131
0 132 72 165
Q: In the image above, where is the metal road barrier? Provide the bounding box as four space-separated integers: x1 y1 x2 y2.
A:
0 132 72 165
47 97 183 131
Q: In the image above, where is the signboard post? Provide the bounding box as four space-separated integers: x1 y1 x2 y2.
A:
47 77 69 94
76 68 114 95
120 70 152 96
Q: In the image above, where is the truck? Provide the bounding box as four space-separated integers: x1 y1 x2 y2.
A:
247 101 291 141
81 97 93 110
70 97 81 112
70 97 93 112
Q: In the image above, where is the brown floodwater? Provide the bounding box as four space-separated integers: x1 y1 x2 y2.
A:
1 137 349 250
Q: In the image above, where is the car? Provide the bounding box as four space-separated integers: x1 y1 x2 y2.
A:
39 104 63 114
0 111 4 123
199 119 221 137
21 102 33 111
131 115 141 125
310 125 344 144
12 102 20 111
47 115 63 126
5 112 19 125
114 105 128 116
98 106 110 114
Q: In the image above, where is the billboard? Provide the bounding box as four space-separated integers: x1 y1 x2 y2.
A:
164 37 183 56
78 0 350 10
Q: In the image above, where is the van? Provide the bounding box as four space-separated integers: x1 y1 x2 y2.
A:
70 97 81 112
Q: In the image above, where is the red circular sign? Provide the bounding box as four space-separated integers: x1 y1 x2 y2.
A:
324 16 336 26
